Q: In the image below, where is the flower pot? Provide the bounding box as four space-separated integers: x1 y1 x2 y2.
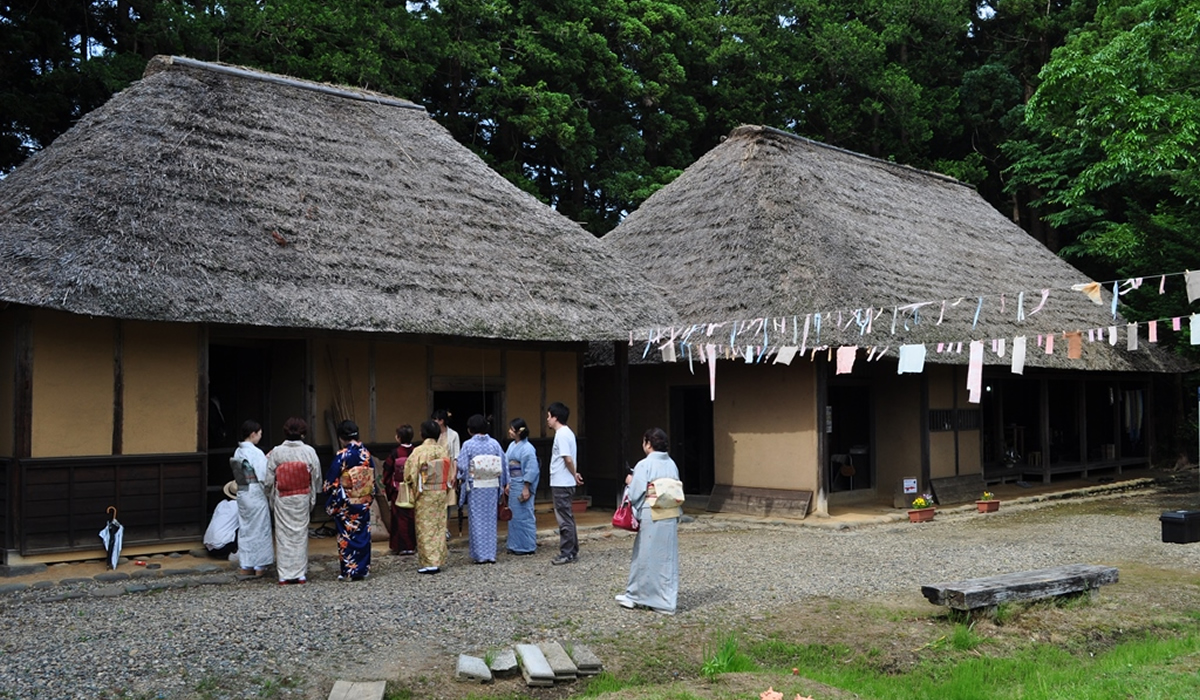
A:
907 507 935 523
571 498 590 513
976 499 1000 513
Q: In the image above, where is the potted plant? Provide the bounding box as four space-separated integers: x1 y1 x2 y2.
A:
908 494 936 522
976 490 1000 513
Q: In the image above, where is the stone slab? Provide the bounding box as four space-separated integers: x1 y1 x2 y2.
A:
537 641 578 680
488 648 518 676
94 572 130 582
566 642 603 675
327 680 386 700
455 654 492 683
0 564 46 578
515 644 555 687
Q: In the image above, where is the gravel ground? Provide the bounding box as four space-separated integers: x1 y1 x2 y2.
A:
2 482 1199 699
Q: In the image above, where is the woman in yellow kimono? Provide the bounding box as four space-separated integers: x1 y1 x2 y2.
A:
405 420 453 574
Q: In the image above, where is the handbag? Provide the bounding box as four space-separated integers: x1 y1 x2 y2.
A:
612 491 639 532
396 480 414 508
498 494 512 522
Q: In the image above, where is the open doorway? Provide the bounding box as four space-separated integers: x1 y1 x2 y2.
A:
669 385 715 495
432 390 502 441
207 340 306 512
827 384 872 492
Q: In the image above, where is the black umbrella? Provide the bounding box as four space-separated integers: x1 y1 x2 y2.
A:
98 506 123 570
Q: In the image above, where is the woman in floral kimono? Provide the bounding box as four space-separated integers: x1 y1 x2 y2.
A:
457 414 507 563
504 418 539 555
231 420 273 577
323 420 374 581
405 420 452 574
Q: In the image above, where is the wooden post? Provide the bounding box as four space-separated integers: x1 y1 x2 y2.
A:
815 355 829 517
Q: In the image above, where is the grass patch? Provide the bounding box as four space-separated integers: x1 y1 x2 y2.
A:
700 633 758 679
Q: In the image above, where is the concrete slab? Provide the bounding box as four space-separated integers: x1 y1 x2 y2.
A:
327 680 386 700
455 654 492 683
515 644 555 687
488 648 518 676
566 642 603 675
537 641 578 681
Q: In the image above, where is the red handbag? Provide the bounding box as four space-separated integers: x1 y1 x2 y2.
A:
612 492 639 532
498 494 513 522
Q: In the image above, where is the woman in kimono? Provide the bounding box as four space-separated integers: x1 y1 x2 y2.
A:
231 420 273 577
504 418 539 555
382 424 417 555
265 417 322 584
457 414 507 563
616 427 681 615
323 420 375 581
405 420 452 574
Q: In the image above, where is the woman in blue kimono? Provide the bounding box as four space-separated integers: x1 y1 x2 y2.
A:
616 427 681 615
457 414 507 563
504 418 539 555
324 420 374 581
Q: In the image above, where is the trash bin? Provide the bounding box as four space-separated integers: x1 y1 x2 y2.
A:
1159 510 1200 544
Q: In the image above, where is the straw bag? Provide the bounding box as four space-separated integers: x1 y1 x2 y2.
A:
612 490 639 532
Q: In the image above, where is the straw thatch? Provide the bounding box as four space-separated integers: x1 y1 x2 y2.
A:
0 56 675 342
603 125 1185 371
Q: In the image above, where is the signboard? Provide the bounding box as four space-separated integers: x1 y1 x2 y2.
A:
903 477 918 495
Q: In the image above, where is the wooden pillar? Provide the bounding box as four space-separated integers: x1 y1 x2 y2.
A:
615 341 629 474
815 356 829 517
1039 377 1051 483
1078 379 1088 476
920 372 930 489
112 320 124 456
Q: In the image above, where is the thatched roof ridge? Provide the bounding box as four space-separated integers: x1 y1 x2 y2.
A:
0 56 676 341
603 125 1184 371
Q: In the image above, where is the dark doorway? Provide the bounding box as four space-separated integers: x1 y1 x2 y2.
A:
433 390 502 440
207 340 306 512
827 384 872 492
669 386 715 495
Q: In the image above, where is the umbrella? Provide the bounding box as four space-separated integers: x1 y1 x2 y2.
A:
99 506 123 570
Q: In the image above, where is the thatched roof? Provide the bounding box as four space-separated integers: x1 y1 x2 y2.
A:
0 56 675 342
603 125 1184 371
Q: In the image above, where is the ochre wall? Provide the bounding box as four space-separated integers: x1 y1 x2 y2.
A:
433 346 502 376
0 309 16 457
544 351 580 436
122 321 198 454
506 351 543 434
873 374 922 492
375 342 427 440
715 362 817 491
313 339 372 446
32 311 114 457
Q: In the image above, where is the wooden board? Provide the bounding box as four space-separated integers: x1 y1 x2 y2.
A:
929 474 986 505
707 485 812 519
922 564 1119 611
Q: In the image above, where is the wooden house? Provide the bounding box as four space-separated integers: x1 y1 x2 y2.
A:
589 126 1185 516
0 56 673 562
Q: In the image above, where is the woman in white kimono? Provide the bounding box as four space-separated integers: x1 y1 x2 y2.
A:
265 417 322 584
231 419 273 577
616 428 681 615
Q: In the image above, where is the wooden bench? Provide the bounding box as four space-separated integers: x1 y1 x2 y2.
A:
921 564 1119 612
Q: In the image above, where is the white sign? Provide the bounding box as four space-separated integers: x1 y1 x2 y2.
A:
903 478 918 494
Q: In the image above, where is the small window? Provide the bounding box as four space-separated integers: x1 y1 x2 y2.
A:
957 409 982 431
928 409 955 432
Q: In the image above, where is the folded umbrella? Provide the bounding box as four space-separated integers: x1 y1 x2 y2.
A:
98 506 123 570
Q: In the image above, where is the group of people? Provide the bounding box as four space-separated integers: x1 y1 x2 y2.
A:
211 402 682 614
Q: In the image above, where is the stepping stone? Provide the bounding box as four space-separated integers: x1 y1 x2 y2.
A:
0 564 46 578
488 648 518 676
566 642 603 676
0 583 29 595
537 641 578 681
94 572 130 582
515 644 554 687
455 654 492 683
327 680 385 700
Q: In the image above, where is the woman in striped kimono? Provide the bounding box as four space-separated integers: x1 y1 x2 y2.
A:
457 414 507 564
265 417 322 584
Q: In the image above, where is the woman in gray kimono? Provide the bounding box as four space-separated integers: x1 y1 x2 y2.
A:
616 427 681 615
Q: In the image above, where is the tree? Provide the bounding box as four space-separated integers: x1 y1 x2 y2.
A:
1004 0 1200 322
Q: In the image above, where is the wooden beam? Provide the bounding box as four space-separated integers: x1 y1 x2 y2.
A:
112 321 123 455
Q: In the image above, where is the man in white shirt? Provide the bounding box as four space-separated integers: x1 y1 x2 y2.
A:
546 401 583 565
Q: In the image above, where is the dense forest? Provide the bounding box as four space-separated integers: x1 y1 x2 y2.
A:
2 0 1197 325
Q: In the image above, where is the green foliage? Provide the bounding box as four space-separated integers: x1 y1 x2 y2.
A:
700 633 758 679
